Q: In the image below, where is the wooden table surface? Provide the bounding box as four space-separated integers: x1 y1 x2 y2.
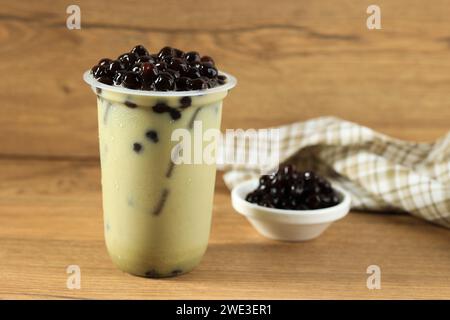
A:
0 0 449 299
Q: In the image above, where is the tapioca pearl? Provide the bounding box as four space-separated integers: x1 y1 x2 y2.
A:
125 101 137 108
137 55 156 64
117 52 138 69
133 142 143 153
152 102 170 113
186 67 201 79
153 72 175 91
108 60 123 73
180 96 192 108
191 78 208 90
98 76 113 85
171 269 183 275
172 48 185 58
96 87 102 94
170 109 181 120
145 269 159 278
131 63 142 73
141 62 157 82
158 46 174 60
199 63 218 78
145 130 159 143
131 44 149 57
98 58 113 66
175 77 192 91
168 58 188 74
185 51 201 63
217 74 227 85
92 65 110 78
122 71 142 89
200 55 215 66
152 103 181 120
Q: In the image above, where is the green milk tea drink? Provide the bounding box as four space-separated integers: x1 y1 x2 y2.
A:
84 45 236 277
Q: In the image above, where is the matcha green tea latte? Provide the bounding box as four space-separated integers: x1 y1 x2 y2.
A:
84 45 236 277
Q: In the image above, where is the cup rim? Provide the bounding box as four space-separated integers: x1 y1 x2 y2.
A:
83 70 237 97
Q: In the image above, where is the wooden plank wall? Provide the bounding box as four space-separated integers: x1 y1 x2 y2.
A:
0 0 449 159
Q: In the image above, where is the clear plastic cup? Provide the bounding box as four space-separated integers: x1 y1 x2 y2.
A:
83 71 236 277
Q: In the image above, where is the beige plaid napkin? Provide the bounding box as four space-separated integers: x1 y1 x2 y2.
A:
217 117 450 228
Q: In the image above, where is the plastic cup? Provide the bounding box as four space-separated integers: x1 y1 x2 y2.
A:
83 71 236 277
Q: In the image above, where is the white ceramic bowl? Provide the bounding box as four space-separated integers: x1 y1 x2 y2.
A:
231 179 351 241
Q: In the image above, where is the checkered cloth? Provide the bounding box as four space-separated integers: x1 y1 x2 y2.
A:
217 117 450 228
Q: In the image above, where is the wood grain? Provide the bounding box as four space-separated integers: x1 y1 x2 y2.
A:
0 0 449 299
0 1 449 158
0 159 449 299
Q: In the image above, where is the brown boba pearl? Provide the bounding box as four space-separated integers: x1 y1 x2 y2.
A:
170 109 181 120
97 76 113 85
133 142 143 153
200 55 215 65
140 63 157 89
122 71 142 89
153 72 174 91
92 65 110 79
145 130 159 143
158 46 174 59
137 55 156 64
98 58 113 66
131 63 142 73
155 61 168 71
180 96 192 108
166 69 180 79
168 58 188 74
141 82 154 90
118 52 138 69
125 101 137 108
131 44 149 57
145 270 159 277
172 48 185 58
217 74 227 85
199 63 218 78
152 102 170 113
175 77 192 91
191 78 208 90
108 60 123 73
186 67 201 79
151 102 181 120
185 51 201 63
